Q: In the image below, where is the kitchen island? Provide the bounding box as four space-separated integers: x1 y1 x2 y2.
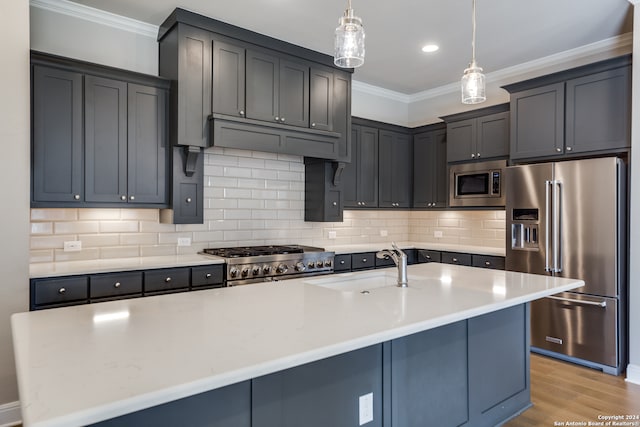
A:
12 262 583 427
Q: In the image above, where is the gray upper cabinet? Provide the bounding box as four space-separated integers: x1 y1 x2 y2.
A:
344 124 378 208
504 56 631 161
31 53 170 208
378 130 413 208
212 39 246 118
309 66 334 132
413 127 447 209
444 106 509 163
32 66 83 204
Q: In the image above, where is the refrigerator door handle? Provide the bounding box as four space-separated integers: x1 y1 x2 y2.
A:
546 295 607 308
545 180 553 272
554 180 562 273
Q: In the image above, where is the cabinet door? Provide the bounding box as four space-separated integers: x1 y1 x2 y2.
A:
127 84 168 204
510 82 565 160
441 251 472 266
309 66 334 131
177 25 212 148
85 75 128 203
333 71 351 162
170 146 204 224
32 276 88 309
342 126 359 208
432 129 448 208
90 271 143 300
212 39 246 117
358 126 379 207
446 119 475 162
566 66 631 154
32 66 83 203
379 131 412 208
278 59 309 128
477 111 509 159
246 49 279 123
412 132 435 208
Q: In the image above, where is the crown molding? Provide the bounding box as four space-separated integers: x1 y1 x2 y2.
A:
351 80 411 104
29 0 158 38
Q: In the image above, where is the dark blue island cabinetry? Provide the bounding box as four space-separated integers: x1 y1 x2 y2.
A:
91 304 530 427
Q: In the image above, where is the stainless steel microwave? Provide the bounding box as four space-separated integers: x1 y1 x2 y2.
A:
449 159 506 207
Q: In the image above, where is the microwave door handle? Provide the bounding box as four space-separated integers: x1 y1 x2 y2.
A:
545 180 552 272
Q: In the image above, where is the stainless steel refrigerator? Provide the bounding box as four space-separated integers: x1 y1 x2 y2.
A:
505 157 627 375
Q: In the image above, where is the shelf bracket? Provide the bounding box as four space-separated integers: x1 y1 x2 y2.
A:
184 146 201 177
332 162 345 187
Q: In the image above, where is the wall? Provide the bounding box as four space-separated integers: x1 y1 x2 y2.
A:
626 0 640 385
0 0 30 424
29 147 505 264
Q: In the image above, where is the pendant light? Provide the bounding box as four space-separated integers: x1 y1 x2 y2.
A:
461 0 486 104
334 0 365 68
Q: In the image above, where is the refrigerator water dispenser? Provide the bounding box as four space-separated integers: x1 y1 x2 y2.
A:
511 209 539 250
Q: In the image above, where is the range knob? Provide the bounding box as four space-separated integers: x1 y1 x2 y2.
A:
241 267 250 277
263 265 272 274
316 260 324 268
276 264 288 274
252 266 261 275
229 267 239 278
294 262 306 272
308 261 316 269
324 260 332 267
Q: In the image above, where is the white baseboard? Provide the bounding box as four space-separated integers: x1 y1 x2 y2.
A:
0 401 21 427
626 363 640 385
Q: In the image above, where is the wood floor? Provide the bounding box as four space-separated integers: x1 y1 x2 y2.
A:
505 353 640 426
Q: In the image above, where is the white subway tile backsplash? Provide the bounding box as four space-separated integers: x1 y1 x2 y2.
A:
121 209 159 221
31 222 53 235
119 233 158 246
100 246 140 259
54 221 99 235
81 234 121 247
78 209 121 221
31 208 78 221
54 248 100 262
99 221 139 233
140 245 177 257
264 159 291 171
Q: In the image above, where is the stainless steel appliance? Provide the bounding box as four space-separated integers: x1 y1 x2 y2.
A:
449 159 506 207
505 157 627 375
202 245 334 286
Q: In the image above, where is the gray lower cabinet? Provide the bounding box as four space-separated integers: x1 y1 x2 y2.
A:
413 126 447 209
472 254 506 270
417 249 441 263
441 251 472 266
90 272 143 300
252 344 383 427
378 130 413 208
144 267 191 295
32 66 84 204
351 252 376 270
191 265 225 289
31 276 89 310
344 124 379 208
334 254 352 272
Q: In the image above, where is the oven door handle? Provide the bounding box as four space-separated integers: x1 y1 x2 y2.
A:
546 295 607 308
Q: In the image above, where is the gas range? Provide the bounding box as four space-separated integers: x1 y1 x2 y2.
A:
201 245 334 286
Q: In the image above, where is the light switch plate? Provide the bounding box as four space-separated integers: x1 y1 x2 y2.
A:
63 241 82 252
434 230 443 238
328 231 337 239
359 392 373 425
379 230 388 237
177 237 191 247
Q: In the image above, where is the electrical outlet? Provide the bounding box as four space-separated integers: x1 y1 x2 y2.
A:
434 230 443 238
379 229 388 237
328 231 337 239
359 392 373 425
177 237 192 247
63 241 82 252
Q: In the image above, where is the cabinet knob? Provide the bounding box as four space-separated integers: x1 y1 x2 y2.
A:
362 202 366 206
485 261 491 266
556 147 562 153
432 202 437 207
239 110 245 116
206 273 212 278
340 260 345 264
114 282 121 288
186 197 192 203
427 203 432 207
129 195 135 201
566 147 573 152
280 117 285 123
477 152 481 158
120 195 126 201
332 202 337 206
362 258 367 263
165 277 172 283
275 116 280 121
452 258 458 263
311 123 316 128
74 195 80 200
58 287 66 294
426 255 431 260
471 153 475 159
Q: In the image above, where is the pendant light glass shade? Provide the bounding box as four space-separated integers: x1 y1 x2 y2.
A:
461 0 486 104
334 1 365 68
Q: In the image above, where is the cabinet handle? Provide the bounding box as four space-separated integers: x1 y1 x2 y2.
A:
340 260 345 264
427 203 432 207
165 277 172 283
311 123 316 128
432 202 437 207
275 116 280 121
129 196 135 201
120 195 126 201
485 261 491 266
206 273 212 278
556 147 562 153
566 147 573 152
362 258 367 263
186 197 192 203
58 287 66 294
362 202 366 206
239 110 245 116
74 195 80 200
452 258 458 263
425 255 431 260
471 153 475 159
114 282 121 288
477 152 481 158
332 202 337 206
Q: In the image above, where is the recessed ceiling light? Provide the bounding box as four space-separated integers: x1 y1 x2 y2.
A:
421 44 439 53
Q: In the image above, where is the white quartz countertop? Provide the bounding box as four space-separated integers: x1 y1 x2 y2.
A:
12 263 581 427
326 241 505 257
29 254 224 278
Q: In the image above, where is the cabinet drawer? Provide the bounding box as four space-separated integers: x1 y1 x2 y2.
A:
441 252 472 266
334 254 352 272
191 265 225 288
352 252 376 270
417 250 441 263
90 272 143 299
472 255 505 270
33 276 88 307
375 253 395 268
144 268 190 294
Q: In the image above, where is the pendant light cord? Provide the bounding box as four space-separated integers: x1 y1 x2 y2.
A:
471 0 477 64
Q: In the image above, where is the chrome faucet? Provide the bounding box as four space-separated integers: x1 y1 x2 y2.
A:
376 242 408 287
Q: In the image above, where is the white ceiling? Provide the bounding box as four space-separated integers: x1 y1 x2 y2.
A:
68 0 633 95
